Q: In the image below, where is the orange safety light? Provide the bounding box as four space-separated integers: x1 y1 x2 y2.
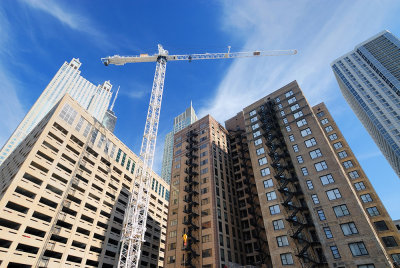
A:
183 233 188 246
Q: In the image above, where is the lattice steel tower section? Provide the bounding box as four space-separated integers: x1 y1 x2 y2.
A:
101 45 297 268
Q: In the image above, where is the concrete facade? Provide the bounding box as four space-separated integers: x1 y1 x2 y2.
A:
0 94 168 268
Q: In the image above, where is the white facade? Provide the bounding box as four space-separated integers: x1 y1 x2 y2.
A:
161 105 198 184
0 58 113 165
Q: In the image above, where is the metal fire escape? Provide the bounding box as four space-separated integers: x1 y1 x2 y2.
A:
258 100 327 267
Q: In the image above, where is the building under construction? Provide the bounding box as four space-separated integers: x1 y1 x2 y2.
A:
165 81 400 267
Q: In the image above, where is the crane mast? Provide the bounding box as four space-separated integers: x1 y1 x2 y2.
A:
102 45 297 268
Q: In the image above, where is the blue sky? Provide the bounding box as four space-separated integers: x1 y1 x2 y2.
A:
1 0 400 218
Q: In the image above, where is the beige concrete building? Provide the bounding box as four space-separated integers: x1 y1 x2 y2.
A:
0 94 169 268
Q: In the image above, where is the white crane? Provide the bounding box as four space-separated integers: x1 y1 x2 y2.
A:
101 45 297 268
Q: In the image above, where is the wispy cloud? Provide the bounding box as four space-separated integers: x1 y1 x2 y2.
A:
198 0 400 122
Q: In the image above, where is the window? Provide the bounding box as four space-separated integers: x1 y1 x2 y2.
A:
169 231 177 238
249 110 256 116
366 206 380 216
296 155 304 164
357 265 375 268
382 236 398 247
266 191 277 201
338 151 348 159
326 188 342 200
317 111 325 117
277 236 289 247
254 138 262 146
305 138 317 148
253 131 261 138
349 242 368 256
289 135 295 142
288 96 296 104
309 149 322 159
354 182 366 191
202 235 211 243
281 110 285 116
293 145 299 152
59 103 77 125
348 170 360 179
251 116 258 123
320 174 334 185
306 180 313 189
277 103 283 109
317 209 326 220
283 117 288 124
273 219 285 230
374 220 388 231
330 246 341 259
202 248 212 258
321 118 329 125
391 253 400 264
329 133 338 140
269 205 280 215
333 142 343 149
324 227 333 239
261 168 270 177
293 110 303 119
297 119 307 127
333 204 350 217
280 253 294 265
170 219 177 226
285 90 294 98
275 97 281 103
341 222 358 236
311 194 320 204
263 179 273 188
286 126 291 132
300 128 312 137
314 161 328 171
256 147 265 155
290 104 300 111
258 157 268 165
325 126 334 132
360 194 373 203
251 123 260 130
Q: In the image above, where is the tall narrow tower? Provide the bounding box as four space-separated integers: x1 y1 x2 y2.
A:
0 58 113 165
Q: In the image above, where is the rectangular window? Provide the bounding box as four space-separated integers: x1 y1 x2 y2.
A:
288 96 296 104
285 90 294 98
348 170 359 179
254 138 262 146
382 236 398 248
249 110 256 116
296 155 304 164
286 126 291 132
317 209 326 220
252 123 260 130
325 126 334 132
366 206 380 217
300 128 312 137
311 194 320 204
360 194 373 203
269 205 280 215
315 161 328 171
290 104 300 111
341 222 358 236
258 157 268 165
253 131 261 138
305 138 317 147
302 167 309 176
273 219 285 230
326 188 342 200
289 135 295 142
321 118 329 125
324 227 333 239
280 253 294 265
277 236 289 247
330 246 341 259
169 231 177 238
329 133 338 140
283 118 288 124
281 110 285 117
333 204 350 217
354 182 366 191
59 103 77 125
309 149 322 159
250 116 258 123
374 220 389 231
297 119 307 127
263 179 273 188
278 103 283 109
320 174 335 185
261 168 270 177
333 142 343 149
293 110 303 119
275 97 281 103
293 144 299 152
317 111 325 117
266 191 277 201
338 151 348 159
349 242 368 256
256 147 265 155
306 180 313 189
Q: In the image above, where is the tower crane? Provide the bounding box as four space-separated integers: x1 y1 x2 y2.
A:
101 45 297 268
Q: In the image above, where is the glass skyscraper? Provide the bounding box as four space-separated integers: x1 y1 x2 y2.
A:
0 58 113 165
161 104 198 184
332 30 400 177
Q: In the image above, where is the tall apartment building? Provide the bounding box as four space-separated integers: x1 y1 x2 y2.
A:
0 94 169 268
165 80 400 268
331 30 400 177
0 58 113 166
161 105 198 184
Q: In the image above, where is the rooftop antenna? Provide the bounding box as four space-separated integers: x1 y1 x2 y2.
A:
110 86 120 111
